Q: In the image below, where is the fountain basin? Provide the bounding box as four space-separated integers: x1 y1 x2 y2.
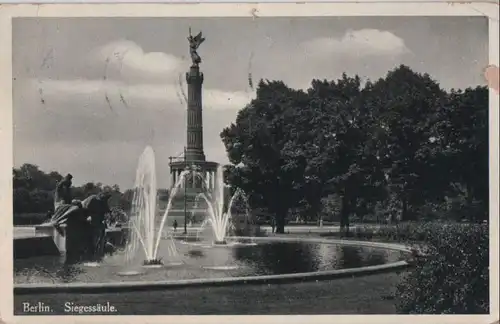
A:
117 270 144 276
203 265 240 271
14 237 412 294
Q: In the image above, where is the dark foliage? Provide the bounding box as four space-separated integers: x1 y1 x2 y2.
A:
12 164 149 225
396 223 489 314
319 221 489 314
220 65 489 233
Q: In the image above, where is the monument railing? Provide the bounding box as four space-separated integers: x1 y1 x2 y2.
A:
169 157 218 165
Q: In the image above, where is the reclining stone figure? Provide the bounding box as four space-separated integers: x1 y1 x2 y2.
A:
44 174 114 262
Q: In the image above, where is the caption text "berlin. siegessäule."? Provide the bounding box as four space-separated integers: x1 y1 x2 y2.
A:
21 301 118 314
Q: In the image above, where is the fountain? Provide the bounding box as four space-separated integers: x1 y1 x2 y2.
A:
188 165 256 246
14 152 409 286
125 146 186 267
12 28 412 298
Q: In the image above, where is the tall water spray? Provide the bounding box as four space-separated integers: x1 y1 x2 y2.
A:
151 169 190 257
194 165 251 244
125 146 179 265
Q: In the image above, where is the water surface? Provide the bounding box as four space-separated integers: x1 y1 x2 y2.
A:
14 239 405 284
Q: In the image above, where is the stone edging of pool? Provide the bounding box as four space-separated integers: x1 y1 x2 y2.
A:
14 236 412 295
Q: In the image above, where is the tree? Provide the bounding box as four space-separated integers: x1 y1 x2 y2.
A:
13 164 63 214
320 194 341 222
303 74 386 233
365 65 447 221
115 189 134 211
12 164 133 224
431 86 489 221
222 66 487 229
15 164 62 191
221 80 310 233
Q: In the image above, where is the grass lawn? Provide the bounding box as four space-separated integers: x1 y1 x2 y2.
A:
14 272 403 315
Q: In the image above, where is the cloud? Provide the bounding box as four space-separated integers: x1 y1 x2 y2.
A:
303 29 410 58
23 39 255 117
91 40 186 82
29 78 254 115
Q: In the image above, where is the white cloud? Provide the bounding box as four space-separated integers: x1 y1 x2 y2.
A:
303 29 410 58
25 40 255 117
30 78 254 113
91 40 185 81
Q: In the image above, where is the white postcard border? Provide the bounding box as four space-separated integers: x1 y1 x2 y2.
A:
0 3 498 324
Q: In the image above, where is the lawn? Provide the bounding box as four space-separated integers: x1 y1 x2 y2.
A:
14 272 402 315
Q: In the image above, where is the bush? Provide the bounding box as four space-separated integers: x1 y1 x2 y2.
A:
396 223 489 314
322 222 437 242
106 207 129 227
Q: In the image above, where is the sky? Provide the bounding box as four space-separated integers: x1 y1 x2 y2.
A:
12 16 489 190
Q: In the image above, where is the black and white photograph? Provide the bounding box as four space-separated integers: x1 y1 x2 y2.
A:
1 3 498 321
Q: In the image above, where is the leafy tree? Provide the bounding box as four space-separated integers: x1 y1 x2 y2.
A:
365 65 448 221
12 164 137 224
222 75 385 233
432 86 489 221
302 74 387 233
119 189 135 211
221 65 488 229
320 194 341 222
13 165 63 214
221 80 310 233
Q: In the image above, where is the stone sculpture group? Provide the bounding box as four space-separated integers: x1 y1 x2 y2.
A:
45 174 115 263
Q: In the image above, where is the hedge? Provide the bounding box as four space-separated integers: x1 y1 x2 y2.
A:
395 222 489 314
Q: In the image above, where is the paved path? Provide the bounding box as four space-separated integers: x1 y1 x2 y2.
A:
14 225 345 239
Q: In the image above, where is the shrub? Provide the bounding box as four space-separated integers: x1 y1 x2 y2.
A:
106 207 129 226
396 223 489 314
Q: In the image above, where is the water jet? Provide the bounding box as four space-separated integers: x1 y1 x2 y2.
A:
124 146 184 266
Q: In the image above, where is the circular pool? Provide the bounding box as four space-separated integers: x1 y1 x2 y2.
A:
14 237 411 293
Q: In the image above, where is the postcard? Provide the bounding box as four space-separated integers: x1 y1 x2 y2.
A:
0 2 498 324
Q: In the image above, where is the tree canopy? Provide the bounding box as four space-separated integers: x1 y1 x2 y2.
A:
220 65 489 233
12 164 161 225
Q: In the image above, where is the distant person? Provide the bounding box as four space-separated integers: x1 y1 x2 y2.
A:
270 217 276 234
173 220 178 232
